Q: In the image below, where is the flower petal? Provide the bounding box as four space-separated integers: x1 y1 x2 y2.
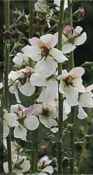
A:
70 67 85 78
50 48 68 63
35 57 57 78
39 115 57 128
38 79 58 103
18 80 35 96
22 45 41 61
24 115 39 131
14 125 27 141
79 92 93 108
78 106 87 119
3 120 9 138
65 86 79 106
42 165 54 174
62 43 76 54
75 32 87 46
30 73 46 87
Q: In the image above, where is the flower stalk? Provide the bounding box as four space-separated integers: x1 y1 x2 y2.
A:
57 0 65 174
29 1 38 172
68 0 77 174
3 0 12 172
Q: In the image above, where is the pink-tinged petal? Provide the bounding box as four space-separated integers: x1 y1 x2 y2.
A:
40 34 53 46
50 48 68 63
70 67 85 78
29 37 44 47
78 106 87 120
47 33 58 48
73 78 85 92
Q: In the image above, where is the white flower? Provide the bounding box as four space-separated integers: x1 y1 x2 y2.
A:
8 67 36 99
22 34 68 67
78 84 93 119
59 67 85 106
62 25 87 54
5 104 40 140
26 102 58 131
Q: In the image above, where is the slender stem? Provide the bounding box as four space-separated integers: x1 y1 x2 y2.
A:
3 0 12 173
29 0 34 37
28 1 38 172
68 0 76 174
57 0 65 174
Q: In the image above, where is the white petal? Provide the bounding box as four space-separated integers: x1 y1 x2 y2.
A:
78 106 87 119
35 57 57 78
62 43 76 54
40 34 53 45
24 115 39 131
39 115 57 128
9 85 21 103
4 111 18 127
63 100 71 121
50 48 68 63
18 80 35 96
22 45 41 61
70 67 85 78
13 52 28 66
79 92 93 108
14 125 27 141
3 121 9 138
75 32 87 46
42 165 54 174
51 127 58 133
74 26 83 34
30 73 46 87
21 159 30 173
0 82 3 89
38 79 58 103
65 86 79 106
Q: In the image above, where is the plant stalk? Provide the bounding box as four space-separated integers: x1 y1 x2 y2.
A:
57 0 65 174
3 0 12 173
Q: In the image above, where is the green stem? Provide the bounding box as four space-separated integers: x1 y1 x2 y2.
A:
28 1 38 172
3 0 12 173
68 0 77 174
57 0 65 174
29 0 34 37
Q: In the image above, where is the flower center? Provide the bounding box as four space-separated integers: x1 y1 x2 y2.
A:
41 108 50 117
64 75 74 86
41 46 49 57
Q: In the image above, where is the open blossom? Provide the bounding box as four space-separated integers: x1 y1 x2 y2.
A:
25 102 58 132
78 84 93 119
59 67 85 106
22 34 68 77
8 66 47 102
62 25 87 54
4 104 39 140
